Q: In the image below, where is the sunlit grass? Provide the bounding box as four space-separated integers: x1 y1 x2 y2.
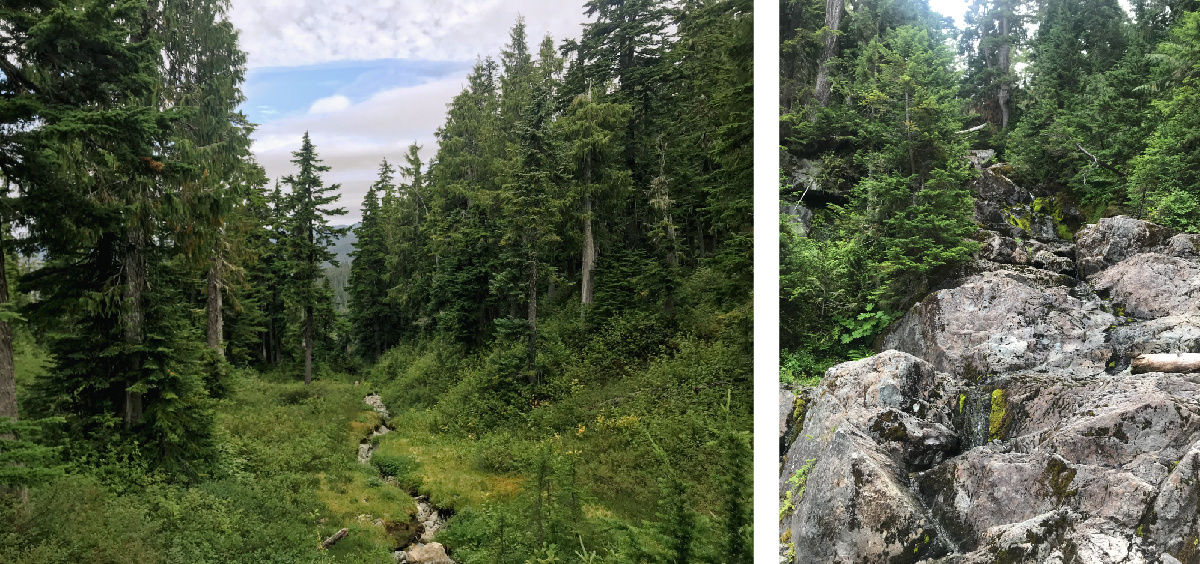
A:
373 408 523 510
215 374 408 561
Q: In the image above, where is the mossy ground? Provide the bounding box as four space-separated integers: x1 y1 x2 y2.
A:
371 408 523 510
3 359 406 563
989 388 1009 441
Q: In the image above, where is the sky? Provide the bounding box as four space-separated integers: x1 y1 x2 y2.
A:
229 0 589 223
928 0 969 26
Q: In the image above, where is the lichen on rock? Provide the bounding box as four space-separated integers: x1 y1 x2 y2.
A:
782 200 1200 563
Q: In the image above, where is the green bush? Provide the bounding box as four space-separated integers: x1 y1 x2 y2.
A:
471 431 531 474
371 452 423 492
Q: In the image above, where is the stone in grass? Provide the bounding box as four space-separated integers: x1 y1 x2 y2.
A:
406 542 454 564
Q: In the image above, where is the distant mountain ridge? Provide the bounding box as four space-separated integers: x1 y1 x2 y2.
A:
324 224 357 313
328 223 358 266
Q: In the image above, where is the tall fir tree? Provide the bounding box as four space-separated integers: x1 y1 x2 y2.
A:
425 58 504 343
12 0 229 472
280 133 347 384
961 0 1028 130
560 92 632 310
349 160 395 361
383 143 430 338
501 82 565 383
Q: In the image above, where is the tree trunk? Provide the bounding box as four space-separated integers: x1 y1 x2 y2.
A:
1131 353 1200 374
812 0 846 112
304 304 313 385
527 256 538 385
581 196 596 306
319 528 349 550
122 225 146 428
998 10 1011 130
0 231 16 421
206 255 224 357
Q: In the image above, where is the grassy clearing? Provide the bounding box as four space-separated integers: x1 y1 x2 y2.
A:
217 374 414 561
365 305 754 563
373 408 523 510
2 367 412 564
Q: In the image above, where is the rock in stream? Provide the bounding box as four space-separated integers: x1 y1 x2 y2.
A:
358 394 456 564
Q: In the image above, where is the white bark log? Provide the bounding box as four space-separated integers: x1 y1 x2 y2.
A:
1131 353 1200 374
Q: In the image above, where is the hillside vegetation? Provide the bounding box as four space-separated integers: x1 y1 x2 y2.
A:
0 1 753 563
780 0 1200 381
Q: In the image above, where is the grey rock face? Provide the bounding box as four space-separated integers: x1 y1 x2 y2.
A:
1109 315 1200 361
1092 253 1200 320
780 202 813 236
1167 233 1200 259
406 542 454 564
881 270 1115 377
779 387 795 444
1076 216 1175 279
781 352 962 561
784 213 1200 564
976 232 1077 274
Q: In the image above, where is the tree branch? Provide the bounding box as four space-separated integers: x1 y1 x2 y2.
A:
1075 143 1124 178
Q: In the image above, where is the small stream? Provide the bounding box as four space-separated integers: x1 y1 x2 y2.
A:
359 394 454 564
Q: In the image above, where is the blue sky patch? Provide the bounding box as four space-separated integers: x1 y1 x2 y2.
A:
241 58 472 126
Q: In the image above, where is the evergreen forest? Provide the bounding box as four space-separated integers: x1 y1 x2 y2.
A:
780 0 1200 381
0 1 754 563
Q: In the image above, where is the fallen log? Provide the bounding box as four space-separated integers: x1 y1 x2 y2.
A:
319 528 349 550
1131 353 1200 374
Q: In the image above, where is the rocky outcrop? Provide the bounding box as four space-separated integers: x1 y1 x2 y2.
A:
1076 216 1176 279
782 210 1200 563
1092 253 1200 320
881 270 1115 377
781 202 813 236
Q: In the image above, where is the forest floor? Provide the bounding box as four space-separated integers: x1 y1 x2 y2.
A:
5 308 752 563
218 372 529 562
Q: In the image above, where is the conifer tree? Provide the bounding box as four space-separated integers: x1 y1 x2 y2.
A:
676 0 755 301
383 143 430 337
560 92 631 309
7 0 228 472
500 18 536 153
502 83 564 382
847 25 978 306
1128 9 1200 228
1007 0 1130 193
147 0 253 361
349 160 394 361
280 133 347 384
961 0 1028 130
425 58 504 342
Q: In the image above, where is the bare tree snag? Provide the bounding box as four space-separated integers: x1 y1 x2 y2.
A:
811 0 846 112
998 8 1011 129
122 224 147 427
206 255 224 357
1131 353 1200 374
319 528 349 550
0 230 16 421
581 195 596 306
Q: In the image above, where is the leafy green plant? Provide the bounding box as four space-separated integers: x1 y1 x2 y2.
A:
371 452 423 492
779 459 816 520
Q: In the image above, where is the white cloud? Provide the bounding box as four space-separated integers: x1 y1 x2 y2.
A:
233 0 593 222
252 74 469 222
229 0 589 68
308 95 352 114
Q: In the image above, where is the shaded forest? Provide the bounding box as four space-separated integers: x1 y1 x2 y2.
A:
0 0 753 563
